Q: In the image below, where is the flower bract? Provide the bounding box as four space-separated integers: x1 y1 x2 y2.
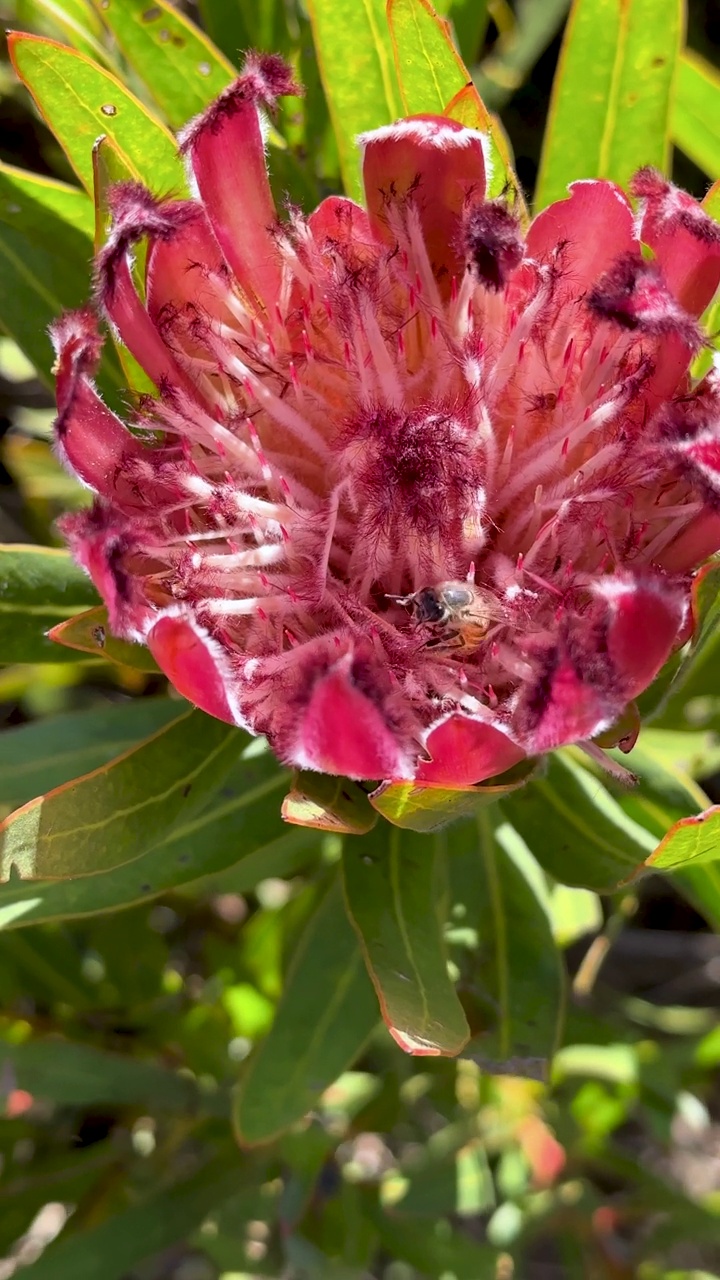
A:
53 55 720 789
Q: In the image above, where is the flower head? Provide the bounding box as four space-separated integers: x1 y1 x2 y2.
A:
53 56 720 787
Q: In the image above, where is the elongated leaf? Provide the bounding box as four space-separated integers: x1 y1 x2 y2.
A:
0 697 181 806
447 813 565 1070
656 562 720 727
16 0 114 65
645 806 720 874
0 544 99 665
535 0 684 210
671 49 720 180
608 735 720 929
234 875 378 1145
388 0 468 114
370 760 536 833
501 753 656 891
306 0 402 199
448 0 489 65
93 0 234 130
0 708 244 880
282 771 377 834
18 1153 256 1280
0 1037 227 1113
0 747 314 928
49 606 160 672
9 32 185 196
0 164 111 389
343 825 469 1056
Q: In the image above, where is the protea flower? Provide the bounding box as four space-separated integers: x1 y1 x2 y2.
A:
52 54 720 789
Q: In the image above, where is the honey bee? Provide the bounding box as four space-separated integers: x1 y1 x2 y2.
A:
391 580 504 654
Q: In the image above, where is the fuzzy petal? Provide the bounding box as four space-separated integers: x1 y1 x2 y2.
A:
417 714 525 786
361 116 487 293
146 203 230 321
308 195 374 247
597 575 687 698
525 179 636 292
180 66 293 312
633 168 720 317
518 652 614 755
60 512 155 641
51 309 143 497
293 654 412 780
147 610 246 726
658 509 720 573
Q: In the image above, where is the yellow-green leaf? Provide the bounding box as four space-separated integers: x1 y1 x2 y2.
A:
343 824 470 1056
305 0 402 199
9 32 185 196
535 0 684 210
92 0 235 130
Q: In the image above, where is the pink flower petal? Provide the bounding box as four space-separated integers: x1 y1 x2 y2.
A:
520 655 613 755
361 116 487 295
147 610 246 726
146 203 229 321
598 576 686 698
633 167 720 317
658 509 720 573
308 195 374 246
417 714 525 786
525 179 636 293
50 309 143 497
180 61 297 312
293 655 412 780
59 513 155 641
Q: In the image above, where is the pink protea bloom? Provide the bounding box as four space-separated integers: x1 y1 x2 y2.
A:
53 55 720 788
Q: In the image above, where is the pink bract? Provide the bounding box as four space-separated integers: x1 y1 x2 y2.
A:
53 55 720 787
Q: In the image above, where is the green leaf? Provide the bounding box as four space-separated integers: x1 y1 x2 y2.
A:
656 561 720 727
388 0 468 114
342 824 469 1056
0 163 112 389
9 32 185 196
305 0 402 199
0 1037 227 1114
233 874 378 1145
607 733 720 929
0 744 314 928
48 605 160 671
92 0 235 130
448 813 565 1070
448 0 490 65
0 708 244 880
0 697 181 806
671 50 720 181
645 806 720 875
370 760 537 833
535 0 684 210
16 0 115 66
0 544 100 665
501 753 656 891
282 771 378 834
18 1153 256 1280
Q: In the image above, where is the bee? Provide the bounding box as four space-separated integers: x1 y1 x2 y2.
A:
391 580 504 654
